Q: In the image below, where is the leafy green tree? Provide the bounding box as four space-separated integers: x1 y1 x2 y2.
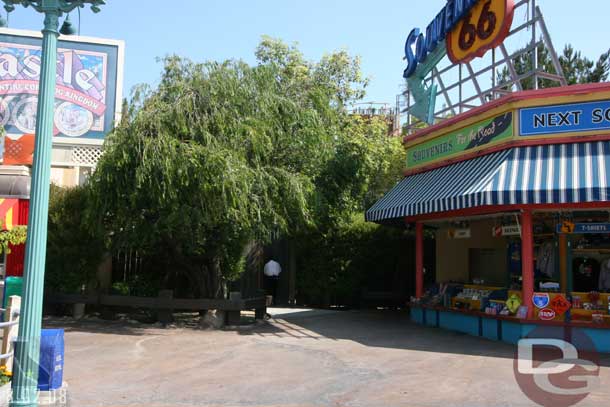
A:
314 115 404 225
293 114 405 306
559 45 610 85
88 39 376 299
498 44 610 90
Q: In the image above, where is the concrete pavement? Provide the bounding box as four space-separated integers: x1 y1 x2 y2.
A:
46 309 610 407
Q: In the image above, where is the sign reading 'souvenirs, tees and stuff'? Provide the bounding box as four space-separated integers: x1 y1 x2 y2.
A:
520 100 610 136
406 112 513 168
0 31 123 141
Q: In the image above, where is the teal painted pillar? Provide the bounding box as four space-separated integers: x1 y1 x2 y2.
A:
0 1 105 405
10 9 59 407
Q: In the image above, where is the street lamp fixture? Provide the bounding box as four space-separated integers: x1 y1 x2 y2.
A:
58 13 75 35
0 2 105 406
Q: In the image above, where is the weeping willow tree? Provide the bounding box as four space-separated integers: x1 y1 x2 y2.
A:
87 38 379 299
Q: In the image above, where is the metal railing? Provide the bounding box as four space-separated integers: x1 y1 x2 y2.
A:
0 296 21 370
0 314 19 360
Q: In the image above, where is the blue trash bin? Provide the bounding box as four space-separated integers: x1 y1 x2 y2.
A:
37 329 64 391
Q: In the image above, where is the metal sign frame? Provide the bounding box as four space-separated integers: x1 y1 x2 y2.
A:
400 0 567 133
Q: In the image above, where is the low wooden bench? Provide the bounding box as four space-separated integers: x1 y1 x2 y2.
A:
45 291 267 326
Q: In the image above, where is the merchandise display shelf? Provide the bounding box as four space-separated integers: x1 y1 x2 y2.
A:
408 303 610 353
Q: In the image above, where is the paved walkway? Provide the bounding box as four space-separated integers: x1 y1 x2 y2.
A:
50 309 610 407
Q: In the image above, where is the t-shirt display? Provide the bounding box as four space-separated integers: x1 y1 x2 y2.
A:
600 259 610 292
536 241 555 278
573 258 600 293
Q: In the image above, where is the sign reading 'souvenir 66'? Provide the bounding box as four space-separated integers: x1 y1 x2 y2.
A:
0 30 123 140
404 0 514 78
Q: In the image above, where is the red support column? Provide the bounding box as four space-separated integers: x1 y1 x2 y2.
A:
415 222 424 298
521 210 535 319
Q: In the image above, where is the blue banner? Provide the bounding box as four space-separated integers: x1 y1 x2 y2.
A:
520 100 610 136
556 222 610 234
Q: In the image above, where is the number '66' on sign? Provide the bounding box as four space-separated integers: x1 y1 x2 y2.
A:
447 0 515 64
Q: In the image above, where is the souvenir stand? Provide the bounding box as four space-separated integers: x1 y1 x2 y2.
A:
367 83 610 353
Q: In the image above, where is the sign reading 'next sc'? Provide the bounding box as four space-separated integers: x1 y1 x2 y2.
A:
520 100 610 137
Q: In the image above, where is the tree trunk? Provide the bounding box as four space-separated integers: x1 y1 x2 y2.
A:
243 241 264 298
205 258 224 299
165 240 226 299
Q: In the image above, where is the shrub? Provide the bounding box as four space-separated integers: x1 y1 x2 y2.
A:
296 214 409 307
45 185 106 293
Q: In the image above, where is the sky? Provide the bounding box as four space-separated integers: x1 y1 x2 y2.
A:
3 0 610 106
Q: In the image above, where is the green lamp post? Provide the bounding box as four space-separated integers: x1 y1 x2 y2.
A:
0 1 104 406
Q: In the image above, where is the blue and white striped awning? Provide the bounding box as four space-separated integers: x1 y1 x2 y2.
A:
366 141 610 223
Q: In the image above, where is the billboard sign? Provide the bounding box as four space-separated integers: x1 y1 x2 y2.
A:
406 111 513 168
402 0 515 125
446 0 515 64
520 99 610 137
403 0 514 78
0 28 124 145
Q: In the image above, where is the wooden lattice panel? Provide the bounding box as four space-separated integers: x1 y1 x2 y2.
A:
71 145 103 166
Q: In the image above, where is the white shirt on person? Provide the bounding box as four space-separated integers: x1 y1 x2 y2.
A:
264 260 282 277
